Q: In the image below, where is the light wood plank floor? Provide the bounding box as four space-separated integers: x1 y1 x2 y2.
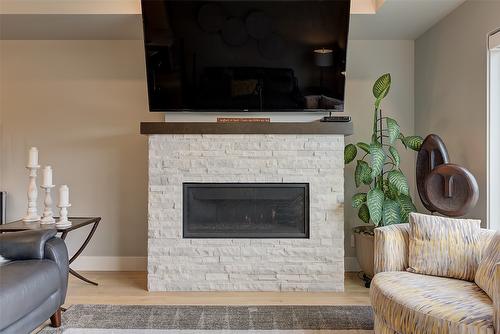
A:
36 272 373 333
64 271 370 307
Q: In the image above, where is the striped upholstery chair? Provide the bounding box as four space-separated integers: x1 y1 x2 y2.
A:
370 224 499 334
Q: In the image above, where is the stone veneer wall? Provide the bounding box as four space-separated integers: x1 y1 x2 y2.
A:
148 134 344 291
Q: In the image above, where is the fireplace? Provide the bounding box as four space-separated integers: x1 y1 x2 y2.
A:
147 134 345 291
183 183 309 238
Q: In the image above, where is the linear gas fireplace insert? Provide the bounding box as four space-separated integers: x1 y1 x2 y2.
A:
183 183 309 238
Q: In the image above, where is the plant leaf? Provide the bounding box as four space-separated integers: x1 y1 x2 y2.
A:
382 199 401 226
396 194 417 223
354 161 363 187
389 146 400 167
344 144 357 164
356 142 370 154
367 188 384 226
398 133 407 149
370 144 385 179
386 118 400 144
403 136 424 151
355 160 373 187
385 178 399 200
387 170 410 195
373 73 391 100
352 193 367 208
358 204 370 224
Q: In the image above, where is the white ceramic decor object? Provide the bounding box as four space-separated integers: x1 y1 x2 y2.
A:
56 185 71 228
56 203 72 228
59 184 69 206
23 148 41 222
40 184 55 224
42 165 53 187
28 147 38 166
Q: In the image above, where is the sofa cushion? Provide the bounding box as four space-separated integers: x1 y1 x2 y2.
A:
407 212 481 281
0 260 61 331
371 271 495 334
475 232 500 299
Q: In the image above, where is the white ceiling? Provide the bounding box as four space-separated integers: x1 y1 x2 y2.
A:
349 0 467 40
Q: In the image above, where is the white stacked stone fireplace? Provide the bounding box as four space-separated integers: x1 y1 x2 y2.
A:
147 133 345 291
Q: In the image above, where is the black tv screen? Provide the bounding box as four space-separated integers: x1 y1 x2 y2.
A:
141 0 350 112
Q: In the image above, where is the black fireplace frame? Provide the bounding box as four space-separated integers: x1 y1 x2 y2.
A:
183 183 310 239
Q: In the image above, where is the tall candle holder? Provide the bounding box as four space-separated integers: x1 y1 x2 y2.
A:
56 203 72 228
23 165 41 222
40 184 55 224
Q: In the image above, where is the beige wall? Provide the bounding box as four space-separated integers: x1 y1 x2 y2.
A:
0 38 415 264
0 40 162 257
415 0 500 226
344 40 416 259
1 1 495 266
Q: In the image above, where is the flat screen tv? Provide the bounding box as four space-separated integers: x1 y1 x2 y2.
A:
141 0 350 112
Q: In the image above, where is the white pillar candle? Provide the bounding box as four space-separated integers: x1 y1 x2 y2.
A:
59 185 69 206
42 166 53 187
28 147 38 166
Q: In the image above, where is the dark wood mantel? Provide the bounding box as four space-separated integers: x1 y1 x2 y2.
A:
140 121 353 135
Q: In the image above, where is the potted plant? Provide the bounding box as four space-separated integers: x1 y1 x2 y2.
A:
344 73 422 287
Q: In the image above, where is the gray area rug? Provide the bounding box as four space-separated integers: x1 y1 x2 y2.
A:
40 304 374 333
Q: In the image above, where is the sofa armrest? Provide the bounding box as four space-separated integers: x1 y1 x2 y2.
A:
44 237 69 305
374 224 410 274
0 229 57 260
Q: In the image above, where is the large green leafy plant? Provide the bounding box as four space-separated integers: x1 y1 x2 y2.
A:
344 73 423 226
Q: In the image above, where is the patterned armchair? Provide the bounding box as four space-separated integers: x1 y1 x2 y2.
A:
370 224 499 334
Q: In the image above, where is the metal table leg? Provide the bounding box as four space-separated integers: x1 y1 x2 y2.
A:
61 219 100 286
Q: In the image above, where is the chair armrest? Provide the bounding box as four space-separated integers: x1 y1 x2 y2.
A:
495 262 500 333
44 237 69 305
0 229 57 260
374 223 410 274
479 229 497 255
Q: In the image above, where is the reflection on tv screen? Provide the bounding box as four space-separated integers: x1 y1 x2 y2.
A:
141 0 351 112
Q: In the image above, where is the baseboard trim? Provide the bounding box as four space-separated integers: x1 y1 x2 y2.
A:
344 256 361 272
72 256 360 272
71 256 147 271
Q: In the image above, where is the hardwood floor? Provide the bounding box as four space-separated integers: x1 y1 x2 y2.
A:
64 271 371 307
36 272 373 333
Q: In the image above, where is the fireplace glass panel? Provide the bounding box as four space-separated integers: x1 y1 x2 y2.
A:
183 183 309 238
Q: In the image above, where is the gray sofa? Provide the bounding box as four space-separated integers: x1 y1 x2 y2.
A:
0 229 69 334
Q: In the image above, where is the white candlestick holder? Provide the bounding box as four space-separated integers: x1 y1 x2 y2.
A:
56 204 72 228
40 185 55 224
23 165 41 222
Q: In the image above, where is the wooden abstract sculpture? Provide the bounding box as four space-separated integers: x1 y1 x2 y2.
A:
416 134 450 212
416 134 479 217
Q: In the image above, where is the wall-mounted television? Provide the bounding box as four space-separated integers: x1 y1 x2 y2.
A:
141 0 350 112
